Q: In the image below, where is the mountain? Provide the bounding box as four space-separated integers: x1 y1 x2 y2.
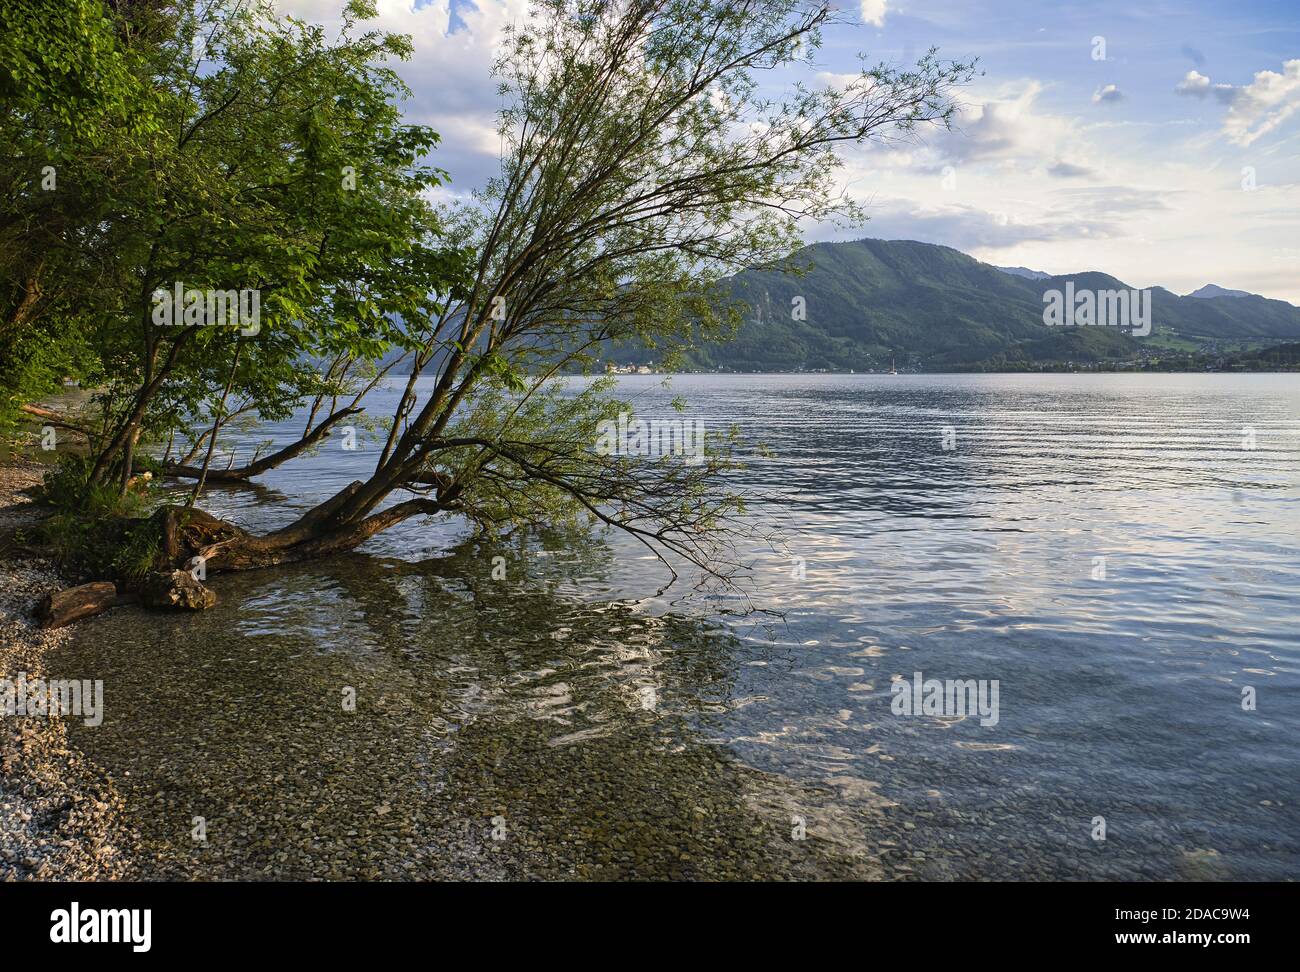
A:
700 240 1135 370
994 265 1052 280
606 238 1300 372
1188 283 1252 299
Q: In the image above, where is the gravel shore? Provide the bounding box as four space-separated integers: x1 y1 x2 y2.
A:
0 460 137 880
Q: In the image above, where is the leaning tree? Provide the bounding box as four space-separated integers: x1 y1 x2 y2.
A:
157 0 974 587
28 0 975 602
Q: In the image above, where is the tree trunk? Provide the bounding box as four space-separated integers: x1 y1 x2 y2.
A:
154 491 445 574
3 272 44 335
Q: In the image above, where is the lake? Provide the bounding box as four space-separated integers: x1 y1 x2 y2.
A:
51 373 1300 879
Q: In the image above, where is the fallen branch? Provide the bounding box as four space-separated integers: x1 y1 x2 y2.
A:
19 403 95 438
152 406 361 482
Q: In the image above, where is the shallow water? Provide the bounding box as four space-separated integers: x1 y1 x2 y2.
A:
52 373 1300 879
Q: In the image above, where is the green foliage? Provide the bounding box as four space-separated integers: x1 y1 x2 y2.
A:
438 378 630 533
0 0 151 138
33 454 161 579
80 0 464 459
0 0 163 429
1221 342 1300 371
0 325 101 443
2 0 470 498
109 518 163 583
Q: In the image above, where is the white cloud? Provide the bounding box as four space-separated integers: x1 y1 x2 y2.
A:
930 82 1084 176
859 1 888 28
1174 69 1237 103
1175 70 1210 96
1223 59 1300 145
845 198 1120 251
1176 60 1300 146
1091 84 1123 105
816 71 866 91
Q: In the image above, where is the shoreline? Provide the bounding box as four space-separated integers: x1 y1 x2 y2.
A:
0 459 137 880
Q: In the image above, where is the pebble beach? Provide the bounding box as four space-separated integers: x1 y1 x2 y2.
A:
0 460 137 880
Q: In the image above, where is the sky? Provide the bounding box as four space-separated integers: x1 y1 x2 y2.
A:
280 0 1300 302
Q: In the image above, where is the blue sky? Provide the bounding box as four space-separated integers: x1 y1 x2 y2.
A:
283 0 1300 301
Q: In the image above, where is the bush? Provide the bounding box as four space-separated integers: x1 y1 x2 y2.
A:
33 455 162 581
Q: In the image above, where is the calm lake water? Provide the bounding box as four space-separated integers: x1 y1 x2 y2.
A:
53 373 1300 879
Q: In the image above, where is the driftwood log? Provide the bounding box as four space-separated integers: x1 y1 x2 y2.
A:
32 566 218 626
34 569 216 629
37 582 123 629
